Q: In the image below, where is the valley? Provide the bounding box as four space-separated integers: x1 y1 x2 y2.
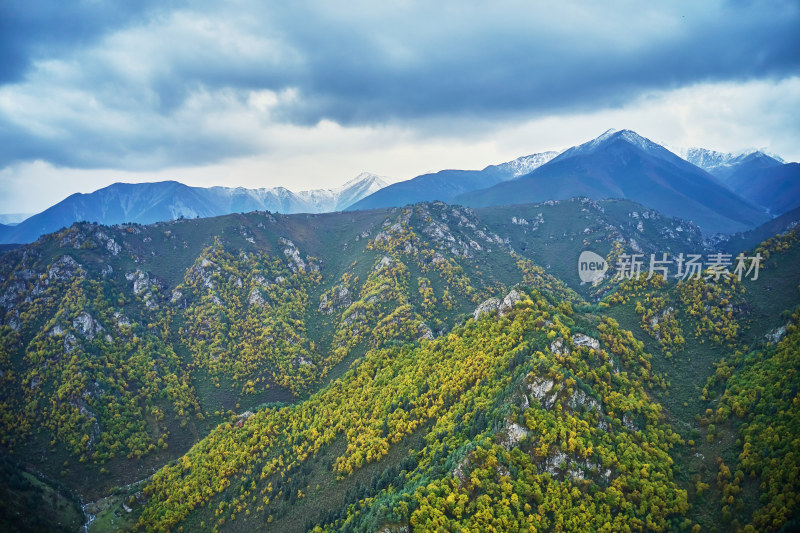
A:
3 1 799 531
0 198 798 531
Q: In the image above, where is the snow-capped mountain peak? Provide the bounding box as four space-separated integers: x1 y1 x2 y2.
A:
552 128 679 164
494 151 560 177
290 173 390 212
677 147 785 176
333 172 388 194
331 173 389 211
0 173 393 243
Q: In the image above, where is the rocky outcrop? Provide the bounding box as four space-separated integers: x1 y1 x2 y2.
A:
550 337 569 356
527 377 558 410
540 448 612 483
73 312 105 340
280 238 306 273
294 355 312 367
375 256 394 271
64 332 79 353
423 220 456 244
125 270 165 310
417 322 434 341
567 387 601 413
188 257 219 289
452 456 469 485
499 289 522 315
94 231 121 256
342 309 365 327
474 289 524 321
48 255 81 281
500 421 530 450
253 275 272 288
572 333 600 351
248 288 265 307
113 312 131 329
765 323 789 344
473 297 501 320
126 270 151 295
319 284 352 315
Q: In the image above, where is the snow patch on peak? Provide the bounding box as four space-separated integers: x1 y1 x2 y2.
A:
554 128 676 163
677 147 784 175
760 151 785 164
497 151 560 177
334 172 389 193
679 147 745 169
617 129 659 152
598 128 618 139
331 173 390 211
206 173 389 214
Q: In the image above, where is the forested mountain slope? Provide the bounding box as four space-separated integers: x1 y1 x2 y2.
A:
0 200 798 532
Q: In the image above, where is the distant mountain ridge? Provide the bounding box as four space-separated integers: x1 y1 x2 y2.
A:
346 151 559 211
676 147 799 216
0 174 387 244
4 129 796 243
0 213 33 226
455 129 771 234
349 130 793 234
679 147 784 181
725 162 800 216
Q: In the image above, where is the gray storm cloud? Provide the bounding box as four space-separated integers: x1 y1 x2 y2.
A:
0 1 798 171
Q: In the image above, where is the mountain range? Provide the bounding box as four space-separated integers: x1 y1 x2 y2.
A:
1 195 798 532
455 130 772 234
2 129 798 244
682 147 800 215
680 147 784 181
346 151 559 210
352 130 798 235
0 173 387 244
723 162 800 216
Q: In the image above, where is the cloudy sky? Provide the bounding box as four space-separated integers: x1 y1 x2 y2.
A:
1 0 798 214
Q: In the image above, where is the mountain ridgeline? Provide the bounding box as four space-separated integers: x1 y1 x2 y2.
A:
346 151 559 211
681 147 784 181
455 130 772 234
3 130 799 247
354 130 798 235
1 196 799 532
0 173 388 245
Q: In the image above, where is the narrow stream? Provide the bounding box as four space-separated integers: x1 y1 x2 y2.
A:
82 501 96 533
80 474 151 533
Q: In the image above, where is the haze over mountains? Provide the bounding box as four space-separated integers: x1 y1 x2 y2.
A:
2 129 798 244
723 163 800 216
0 214 32 226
